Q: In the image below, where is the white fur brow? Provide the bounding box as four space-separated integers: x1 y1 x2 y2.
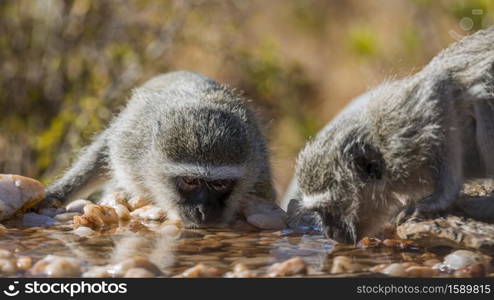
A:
302 193 328 209
163 163 246 179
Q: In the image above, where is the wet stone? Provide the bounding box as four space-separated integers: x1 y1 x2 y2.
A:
22 213 59 227
0 174 45 221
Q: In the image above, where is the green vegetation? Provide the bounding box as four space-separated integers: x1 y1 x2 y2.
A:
0 0 492 189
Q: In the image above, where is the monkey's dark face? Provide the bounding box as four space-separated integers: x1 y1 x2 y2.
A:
313 207 358 243
175 176 236 226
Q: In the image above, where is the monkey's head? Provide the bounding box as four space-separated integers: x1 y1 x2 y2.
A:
146 103 256 227
295 122 389 244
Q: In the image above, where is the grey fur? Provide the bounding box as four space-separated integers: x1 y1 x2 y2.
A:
46 71 275 225
292 27 494 243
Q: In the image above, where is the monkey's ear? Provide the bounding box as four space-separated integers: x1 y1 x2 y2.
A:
350 143 385 181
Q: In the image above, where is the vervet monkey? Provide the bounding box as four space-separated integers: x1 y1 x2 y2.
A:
289 27 494 243
46 71 277 228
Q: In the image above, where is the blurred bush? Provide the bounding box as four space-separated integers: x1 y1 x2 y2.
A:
0 0 493 196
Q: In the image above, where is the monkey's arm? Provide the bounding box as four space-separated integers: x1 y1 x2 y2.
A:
45 132 110 203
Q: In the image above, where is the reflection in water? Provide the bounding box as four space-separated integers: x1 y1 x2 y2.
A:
0 224 413 277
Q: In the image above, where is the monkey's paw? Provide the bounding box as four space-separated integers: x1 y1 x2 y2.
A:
395 204 445 225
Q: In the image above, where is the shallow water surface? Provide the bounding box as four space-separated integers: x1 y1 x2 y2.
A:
0 225 419 277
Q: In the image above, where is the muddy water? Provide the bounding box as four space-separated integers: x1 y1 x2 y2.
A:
0 224 421 277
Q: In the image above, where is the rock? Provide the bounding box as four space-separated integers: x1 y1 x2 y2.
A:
22 213 59 227
100 192 129 208
124 268 155 278
357 237 382 249
454 264 486 278
247 213 286 230
267 257 308 277
397 215 494 255
82 266 112 278
0 224 6 235
130 205 166 221
73 204 119 230
114 204 130 220
39 207 65 217
108 257 161 277
16 256 32 271
72 226 96 237
330 256 363 274
437 250 491 271
0 258 17 274
0 249 12 258
175 264 222 278
382 239 419 250
31 255 81 277
0 174 45 221
54 212 80 222
405 266 438 277
380 263 407 277
127 197 151 211
66 199 93 214
224 263 257 278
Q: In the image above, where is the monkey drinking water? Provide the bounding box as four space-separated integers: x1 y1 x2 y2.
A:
45 71 284 228
289 27 494 243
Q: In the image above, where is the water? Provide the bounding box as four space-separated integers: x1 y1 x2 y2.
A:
0 223 425 277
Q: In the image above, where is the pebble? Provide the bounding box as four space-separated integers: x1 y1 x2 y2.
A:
100 192 129 208
405 266 438 277
66 199 93 214
0 258 17 274
330 256 363 274
439 250 491 271
73 204 119 229
31 255 81 277
454 264 486 278
114 204 131 220
0 174 45 221
124 267 155 278
127 197 151 211
381 263 407 277
358 237 382 249
39 207 65 217
16 256 32 271
72 226 96 237
22 213 59 227
0 249 12 258
108 257 161 277
267 257 307 277
224 263 257 278
82 266 112 278
176 264 222 278
54 212 80 222
246 213 286 230
130 205 166 221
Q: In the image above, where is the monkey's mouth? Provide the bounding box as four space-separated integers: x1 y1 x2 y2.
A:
180 206 225 228
318 212 357 244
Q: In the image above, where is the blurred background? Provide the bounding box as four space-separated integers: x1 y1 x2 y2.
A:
1 0 493 200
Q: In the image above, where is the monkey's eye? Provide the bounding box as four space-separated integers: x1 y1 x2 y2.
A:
209 180 235 192
177 177 201 191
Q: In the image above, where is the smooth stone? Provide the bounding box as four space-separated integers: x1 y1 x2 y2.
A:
66 199 93 214
54 212 80 222
397 215 494 255
247 213 286 230
39 207 65 217
31 255 81 277
72 226 96 237
439 250 491 271
130 205 166 221
0 174 45 221
22 213 59 227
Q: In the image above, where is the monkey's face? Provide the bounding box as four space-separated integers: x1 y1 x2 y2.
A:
296 130 386 244
174 176 236 226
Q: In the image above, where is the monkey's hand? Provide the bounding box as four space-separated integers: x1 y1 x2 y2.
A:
395 194 452 225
